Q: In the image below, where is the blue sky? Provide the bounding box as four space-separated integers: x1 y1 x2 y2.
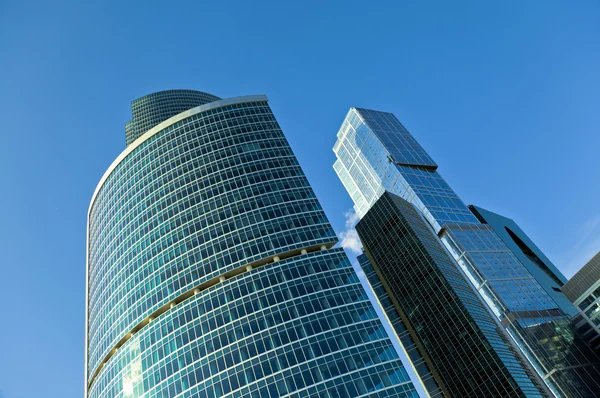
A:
1 1 599 397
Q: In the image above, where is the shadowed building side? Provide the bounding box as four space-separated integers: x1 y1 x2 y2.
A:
356 192 546 397
333 106 600 397
358 253 443 398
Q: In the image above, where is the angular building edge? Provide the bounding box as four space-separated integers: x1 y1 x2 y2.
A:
356 192 549 397
333 105 600 397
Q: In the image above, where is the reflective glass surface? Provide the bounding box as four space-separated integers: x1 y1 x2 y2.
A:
563 252 600 353
333 107 600 397
441 218 600 397
333 108 478 229
356 193 544 397
125 90 221 145
358 254 442 398
87 94 418 397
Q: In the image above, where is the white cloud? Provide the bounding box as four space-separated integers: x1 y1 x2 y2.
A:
339 209 363 255
343 209 360 229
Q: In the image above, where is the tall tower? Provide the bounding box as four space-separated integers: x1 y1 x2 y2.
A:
86 91 423 398
562 251 600 354
468 205 577 317
356 192 545 397
333 107 600 397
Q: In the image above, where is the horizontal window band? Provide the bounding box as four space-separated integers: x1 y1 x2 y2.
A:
87 241 335 391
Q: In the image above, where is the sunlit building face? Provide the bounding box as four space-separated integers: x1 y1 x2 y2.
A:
334 107 600 397
85 90 422 398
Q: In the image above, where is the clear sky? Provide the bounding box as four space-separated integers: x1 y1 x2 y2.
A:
1 1 599 397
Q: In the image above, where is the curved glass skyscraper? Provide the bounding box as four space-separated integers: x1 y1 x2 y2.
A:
86 90 421 398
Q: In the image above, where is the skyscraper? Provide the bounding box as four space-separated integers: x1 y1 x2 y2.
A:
469 205 576 317
86 90 423 398
357 253 443 398
357 192 546 397
333 107 600 397
562 251 600 354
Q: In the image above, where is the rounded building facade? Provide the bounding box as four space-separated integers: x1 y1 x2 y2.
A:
86 91 419 397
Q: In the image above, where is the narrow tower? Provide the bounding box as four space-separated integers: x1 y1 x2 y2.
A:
86 91 423 398
333 107 600 397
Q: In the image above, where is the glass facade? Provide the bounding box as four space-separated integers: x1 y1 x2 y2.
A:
86 92 420 397
125 89 221 146
333 108 478 231
563 251 600 305
358 254 442 398
469 205 575 317
562 252 600 355
333 107 600 397
441 225 600 396
356 193 544 397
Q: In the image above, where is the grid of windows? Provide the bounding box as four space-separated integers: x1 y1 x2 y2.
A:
560 240 600 362
333 108 478 228
442 225 600 397
87 93 418 397
126 89 221 145
578 287 600 314
333 106 600 397
353 108 437 169
358 254 443 398
89 250 416 397
88 100 337 375
468 205 574 317
563 251 600 304
356 192 545 397
441 225 558 314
